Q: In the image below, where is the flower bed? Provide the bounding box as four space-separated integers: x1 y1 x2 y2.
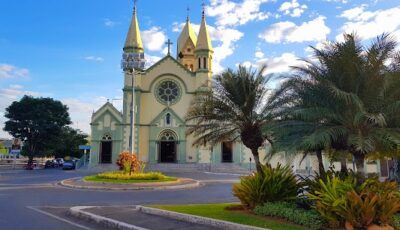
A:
84 171 177 183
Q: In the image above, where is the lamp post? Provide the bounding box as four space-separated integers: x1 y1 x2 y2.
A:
121 52 145 157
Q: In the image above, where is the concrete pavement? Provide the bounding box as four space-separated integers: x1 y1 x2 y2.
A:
0 168 240 230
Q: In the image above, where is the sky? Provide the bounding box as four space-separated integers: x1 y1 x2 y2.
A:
1 0 399 138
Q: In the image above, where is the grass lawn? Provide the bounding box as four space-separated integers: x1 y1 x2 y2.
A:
83 175 177 183
149 203 307 230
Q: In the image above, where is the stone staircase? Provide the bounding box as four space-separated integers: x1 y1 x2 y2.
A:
146 163 252 174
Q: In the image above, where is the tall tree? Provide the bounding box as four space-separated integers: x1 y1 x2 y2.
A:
4 95 71 164
277 33 400 182
186 65 282 175
51 127 88 158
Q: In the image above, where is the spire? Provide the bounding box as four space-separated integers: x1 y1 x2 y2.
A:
124 0 144 53
177 13 198 55
195 3 213 52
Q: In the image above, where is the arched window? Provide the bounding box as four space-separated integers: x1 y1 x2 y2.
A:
203 57 207 69
102 134 112 141
190 64 193 71
165 113 171 126
198 58 201 69
159 130 176 141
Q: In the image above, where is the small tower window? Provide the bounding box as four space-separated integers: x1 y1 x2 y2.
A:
187 48 191 52
198 58 201 69
190 64 193 71
166 113 171 126
203 57 207 69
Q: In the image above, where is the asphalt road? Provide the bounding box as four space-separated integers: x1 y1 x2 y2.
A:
0 168 239 230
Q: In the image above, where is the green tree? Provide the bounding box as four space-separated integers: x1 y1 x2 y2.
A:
276 33 400 182
186 65 282 175
4 95 71 164
51 127 88 158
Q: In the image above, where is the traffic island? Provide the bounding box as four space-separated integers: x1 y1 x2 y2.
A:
59 177 200 191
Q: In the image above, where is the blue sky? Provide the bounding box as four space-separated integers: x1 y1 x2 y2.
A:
1 0 399 137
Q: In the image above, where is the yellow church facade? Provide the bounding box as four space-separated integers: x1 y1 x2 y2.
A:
89 5 266 169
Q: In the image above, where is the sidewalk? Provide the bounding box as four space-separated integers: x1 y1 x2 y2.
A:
70 205 267 230
71 206 220 230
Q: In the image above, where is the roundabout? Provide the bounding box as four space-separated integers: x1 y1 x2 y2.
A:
59 176 201 191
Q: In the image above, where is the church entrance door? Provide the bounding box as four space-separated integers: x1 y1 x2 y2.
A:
159 130 177 163
100 141 112 163
160 141 176 163
222 142 233 163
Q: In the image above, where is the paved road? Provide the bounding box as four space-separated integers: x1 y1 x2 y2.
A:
0 169 239 230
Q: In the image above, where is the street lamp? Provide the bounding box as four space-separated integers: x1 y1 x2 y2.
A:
121 52 145 157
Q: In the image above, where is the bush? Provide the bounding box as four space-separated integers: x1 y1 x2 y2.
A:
308 176 400 229
392 215 400 230
254 202 326 230
116 151 141 174
96 171 173 181
232 164 299 209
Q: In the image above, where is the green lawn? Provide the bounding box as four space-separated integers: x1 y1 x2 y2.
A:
149 203 307 230
83 175 177 183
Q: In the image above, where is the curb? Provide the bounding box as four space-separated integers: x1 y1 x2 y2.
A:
70 205 269 230
69 206 148 230
137 206 268 230
59 177 201 191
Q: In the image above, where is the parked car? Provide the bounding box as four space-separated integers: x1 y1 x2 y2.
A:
55 158 64 167
62 160 76 170
44 160 55 168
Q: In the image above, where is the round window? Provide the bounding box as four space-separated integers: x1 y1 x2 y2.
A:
156 80 181 105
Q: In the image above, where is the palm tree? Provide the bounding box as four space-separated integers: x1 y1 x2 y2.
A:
185 65 281 175
277 33 400 182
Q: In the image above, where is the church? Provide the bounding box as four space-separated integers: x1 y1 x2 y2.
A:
89 4 265 169
88 3 388 178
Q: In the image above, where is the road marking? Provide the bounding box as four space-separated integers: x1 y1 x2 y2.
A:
0 184 54 190
26 206 92 230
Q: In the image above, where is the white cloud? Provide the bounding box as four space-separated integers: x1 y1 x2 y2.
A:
259 16 330 43
85 56 104 62
0 64 29 79
104 18 118 28
255 51 265 59
337 6 400 41
142 27 167 52
255 52 303 74
207 0 271 27
279 0 308 18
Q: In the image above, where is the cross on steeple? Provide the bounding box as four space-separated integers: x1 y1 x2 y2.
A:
186 6 190 21
202 1 206 18
165 39 173 56
133 0 137 14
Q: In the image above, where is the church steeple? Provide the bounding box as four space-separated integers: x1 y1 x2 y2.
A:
195 4 213 72
124 1 144 53
177 8 198 72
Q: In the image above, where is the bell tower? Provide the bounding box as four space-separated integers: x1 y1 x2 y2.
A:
177 9 198 72
195 4 213 73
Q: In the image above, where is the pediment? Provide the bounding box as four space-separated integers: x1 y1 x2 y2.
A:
91 102 123 123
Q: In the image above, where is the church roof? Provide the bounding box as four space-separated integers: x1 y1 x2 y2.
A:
177 18 198 54
124 6 144 53
195 11 213 52
91 102 123 123
145 55 196 77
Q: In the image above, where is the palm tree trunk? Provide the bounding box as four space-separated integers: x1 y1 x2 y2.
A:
340 157 347 174
315 149 325 176
251 149 264 177
353 152 366 185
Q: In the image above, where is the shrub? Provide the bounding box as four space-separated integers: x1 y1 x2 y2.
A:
308 176 400 229
96 171 173 181
254 202 326 230
307 176 355 228
116 151 141 174
392 215 400 230
232 163 299 209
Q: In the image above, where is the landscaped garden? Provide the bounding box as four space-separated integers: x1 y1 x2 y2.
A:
84 151 176 183
183 32 400 229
